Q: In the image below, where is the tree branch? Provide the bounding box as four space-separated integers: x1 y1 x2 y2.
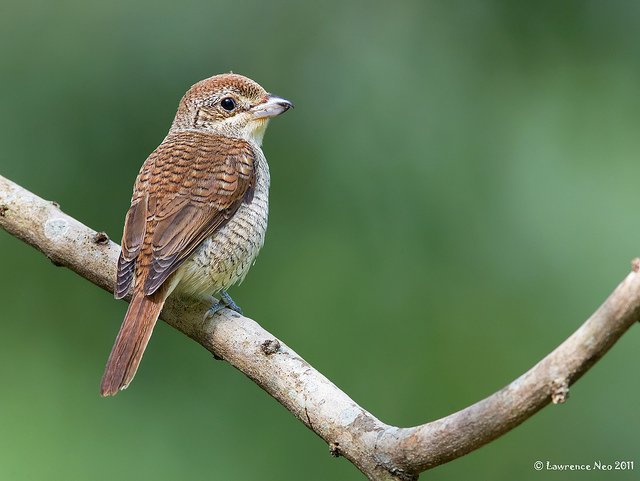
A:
1 173 638 480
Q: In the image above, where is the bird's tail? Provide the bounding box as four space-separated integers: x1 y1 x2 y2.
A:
100 286 168 397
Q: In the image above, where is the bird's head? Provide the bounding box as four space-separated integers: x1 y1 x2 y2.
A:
171 73 293 146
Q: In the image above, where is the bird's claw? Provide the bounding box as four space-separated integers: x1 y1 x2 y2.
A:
207 290 243 318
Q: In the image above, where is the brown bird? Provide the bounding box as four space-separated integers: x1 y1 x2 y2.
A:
100 73 292 396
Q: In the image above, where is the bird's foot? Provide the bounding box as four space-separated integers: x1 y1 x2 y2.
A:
207 290 243 317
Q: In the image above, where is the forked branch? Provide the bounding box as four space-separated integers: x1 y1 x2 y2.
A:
1 173 638 480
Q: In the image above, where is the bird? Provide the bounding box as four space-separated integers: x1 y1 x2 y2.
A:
100 73 292 397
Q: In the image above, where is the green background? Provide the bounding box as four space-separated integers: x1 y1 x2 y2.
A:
1 1 639 480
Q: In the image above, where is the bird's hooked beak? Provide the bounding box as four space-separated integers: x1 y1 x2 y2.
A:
252 94 294 119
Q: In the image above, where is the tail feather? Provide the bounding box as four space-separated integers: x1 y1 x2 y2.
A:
100 288 167 397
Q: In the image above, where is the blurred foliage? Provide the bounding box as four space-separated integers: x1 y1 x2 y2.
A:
1 1 639 480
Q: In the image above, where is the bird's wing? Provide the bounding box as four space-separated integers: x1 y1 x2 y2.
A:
114 131 256 298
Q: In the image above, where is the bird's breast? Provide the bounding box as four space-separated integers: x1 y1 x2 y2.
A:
174 149 270 298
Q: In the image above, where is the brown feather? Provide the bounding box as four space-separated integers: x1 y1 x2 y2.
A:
115 194 148 299
131 131 255 294
101 282 169 396
105 130 256 394
115 130 256 296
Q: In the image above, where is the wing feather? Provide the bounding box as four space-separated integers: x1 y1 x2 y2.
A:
114 131 256 298
115 194 148 299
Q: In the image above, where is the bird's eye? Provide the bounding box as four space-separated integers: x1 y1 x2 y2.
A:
220 97 236 111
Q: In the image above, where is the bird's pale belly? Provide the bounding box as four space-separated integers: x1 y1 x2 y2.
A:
173 156 269 299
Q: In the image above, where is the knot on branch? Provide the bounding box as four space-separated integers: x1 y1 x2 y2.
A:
632 258 640 273
0 204 7 217
93 231 110 245
261 339 281 355
551 378 569 404
387 467 418 481
329 442 341 457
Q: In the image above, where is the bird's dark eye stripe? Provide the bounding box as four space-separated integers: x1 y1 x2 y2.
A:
220 97 236 111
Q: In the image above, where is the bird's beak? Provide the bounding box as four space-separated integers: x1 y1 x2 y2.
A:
252 94 294 119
